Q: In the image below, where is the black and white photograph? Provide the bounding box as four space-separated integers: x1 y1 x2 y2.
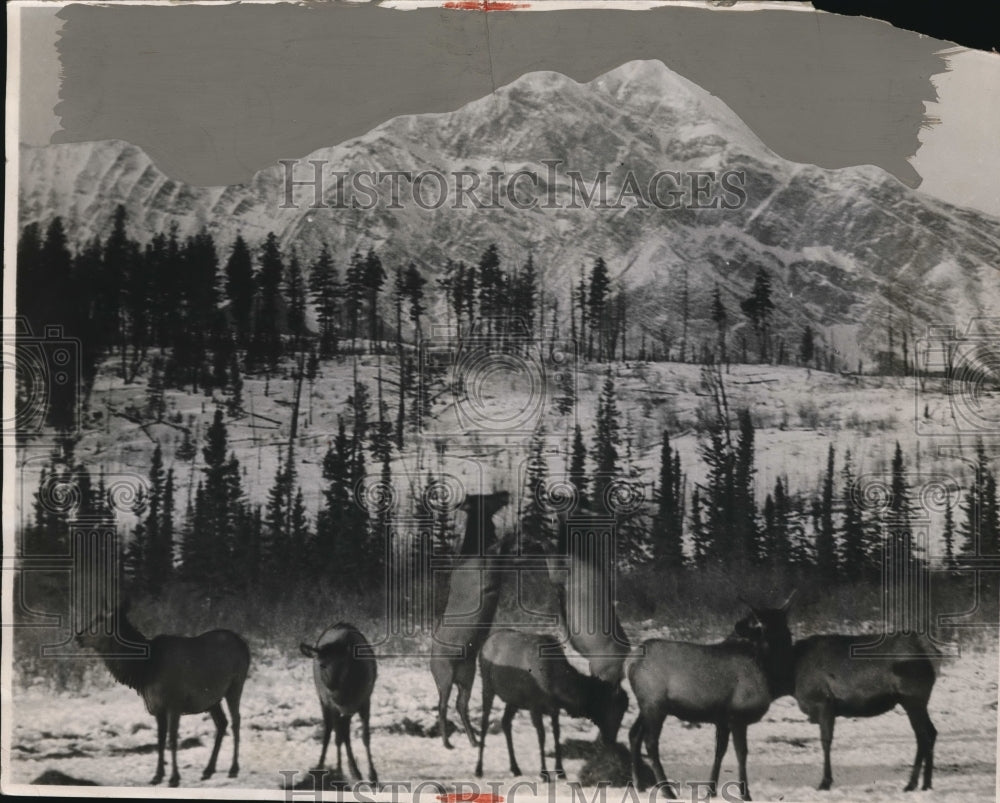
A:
4 2 999 800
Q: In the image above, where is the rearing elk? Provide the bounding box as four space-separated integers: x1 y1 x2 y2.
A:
628 593 796 801
431 490 510 749
75 600 250 788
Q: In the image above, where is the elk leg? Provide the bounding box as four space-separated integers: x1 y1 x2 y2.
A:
202 702 228 779
643 714 672 796
317 708 335 770
337 714 363 781
455 662 479 748
360 700 378 785
225 680 243 778
152 712 167 784
816 704 835 791
551 711 566 779
501 703 521 776
629 716 646 791
709 723 731 796
530 709 550 781
475 673 495 778
432 660 456 749
903 703 936 792
167 711 181 788
731 722 751 801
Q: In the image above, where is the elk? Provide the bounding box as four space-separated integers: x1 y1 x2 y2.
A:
547 525 631 685
627 593 796 800
299 622 378 783
783 632 939 792
430 490 510 749
475 629 629 780
75 600 250 788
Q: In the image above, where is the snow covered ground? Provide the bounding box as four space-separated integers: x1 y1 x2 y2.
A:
6 630 997 800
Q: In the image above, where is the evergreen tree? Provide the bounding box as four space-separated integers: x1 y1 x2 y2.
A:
710 283 729 366
286 247 308 350
568 423 589 513
592 370 620 516
943 488 958 569
363 248 386 352
345 251 365 350
652 430 685 568
816 444 838 576
732 409 759 564
225 234 255 346
887 442 918 566
403 261 427 341
588 257 611 361
960 441 999 559
800 325 816 367
839 449 868 577
263 446 297 582
309 244 340 358
254 232 285 370
521 426 554 553
740 266 775 362
690 488 710 568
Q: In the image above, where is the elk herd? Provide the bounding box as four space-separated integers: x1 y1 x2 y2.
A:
74 491 942 797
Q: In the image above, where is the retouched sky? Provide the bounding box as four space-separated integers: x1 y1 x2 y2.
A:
12 3 1000 217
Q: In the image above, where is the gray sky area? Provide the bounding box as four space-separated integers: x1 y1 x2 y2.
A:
13 3 1000 216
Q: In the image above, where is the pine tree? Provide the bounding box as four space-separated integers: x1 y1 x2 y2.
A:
345 251 365 351
363 248 386 352
887 442 918 567
225 234 255 346
733 409 759 564
403 261 427 342
710 283 729 367
142 443 172 595
309 244 340 358
286 247 307 351
263 447 296 582
254 232 285 370
816 444 838 576
652 430 684 568
800 325 815 367
740 266 775 362
588 257 611 361
690 488 710 568
943 489 957 569
521 426 554 553
569 424 589 514
592 370 620 516
840 449 867 577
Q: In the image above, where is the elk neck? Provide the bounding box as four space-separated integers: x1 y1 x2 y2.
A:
96 613 152 693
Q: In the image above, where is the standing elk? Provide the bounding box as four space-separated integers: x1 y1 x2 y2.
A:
627 593 796 800
299 622 378 783
475 629 629 780
75 600 250 788
430 490 510 749
780 632 939 792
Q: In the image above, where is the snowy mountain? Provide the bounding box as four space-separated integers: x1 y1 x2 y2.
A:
18 59 1000 361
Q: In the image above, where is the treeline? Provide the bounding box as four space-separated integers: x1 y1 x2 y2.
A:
18 208 862 436
522 363 1000 577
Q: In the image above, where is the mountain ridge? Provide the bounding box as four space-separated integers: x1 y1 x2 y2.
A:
18 59 1000 364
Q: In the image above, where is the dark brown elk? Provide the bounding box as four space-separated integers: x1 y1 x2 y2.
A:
430 490 510 749
475 629 628 781
547 527 631 685
627 593 796 800
777 632 939 792
299 622 378 783
75 600 250 788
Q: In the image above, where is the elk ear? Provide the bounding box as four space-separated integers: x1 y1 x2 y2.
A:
780 589 798 612
300 643 317 658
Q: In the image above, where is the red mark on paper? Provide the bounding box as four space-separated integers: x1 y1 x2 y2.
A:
443 0 529 10
437 795 504 803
